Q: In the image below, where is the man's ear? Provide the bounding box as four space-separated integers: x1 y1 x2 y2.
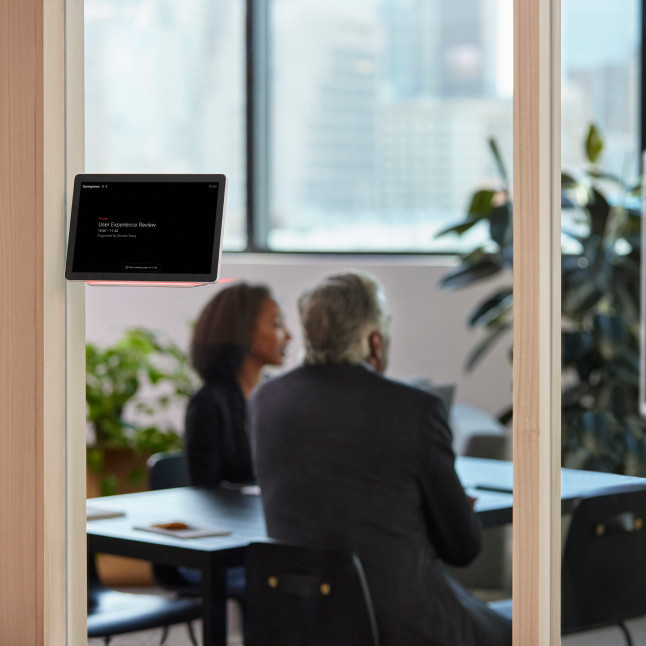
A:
367 330 385 372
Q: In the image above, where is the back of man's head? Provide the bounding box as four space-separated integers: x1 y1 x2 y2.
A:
298 271 389 366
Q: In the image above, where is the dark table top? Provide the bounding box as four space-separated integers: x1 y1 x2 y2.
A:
457 456 646 513
87 487 266 567
87 457 646 555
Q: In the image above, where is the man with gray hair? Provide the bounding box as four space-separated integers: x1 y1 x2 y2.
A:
249 271 511 646
299 271 390 369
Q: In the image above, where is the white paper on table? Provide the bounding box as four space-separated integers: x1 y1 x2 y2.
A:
134 523 231 539
86 505 126 520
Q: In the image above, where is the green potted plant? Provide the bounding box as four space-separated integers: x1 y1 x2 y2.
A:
436 125 646 476
86 327 197 496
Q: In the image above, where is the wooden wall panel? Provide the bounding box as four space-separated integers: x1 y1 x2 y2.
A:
513 0 561 644
0 1 42 642
0 0 71 643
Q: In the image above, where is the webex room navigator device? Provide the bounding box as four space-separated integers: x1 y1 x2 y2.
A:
65 174 226 286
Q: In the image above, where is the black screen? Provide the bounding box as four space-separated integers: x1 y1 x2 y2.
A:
67 178 223 279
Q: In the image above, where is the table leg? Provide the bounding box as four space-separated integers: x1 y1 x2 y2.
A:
202 559 228 646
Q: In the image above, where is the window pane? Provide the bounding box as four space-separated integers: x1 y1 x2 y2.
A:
562 0 640 181
268 0 514 252
84 0 246 250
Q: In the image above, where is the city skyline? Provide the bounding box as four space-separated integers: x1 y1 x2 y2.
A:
84 0 640 251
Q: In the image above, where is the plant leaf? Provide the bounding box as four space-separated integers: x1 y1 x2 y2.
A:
497 406 513 426
467 190 496 218
588 188 611 237
585 123 604 164
562 330 593 364
489 205 512 248
593 313 627 360
467 287 513 327
561 172 577 189
439 256 502 290
488 138 508 185
465 323 511 371
435 220 479 239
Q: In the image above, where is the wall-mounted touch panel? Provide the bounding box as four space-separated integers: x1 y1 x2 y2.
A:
65 174 226 285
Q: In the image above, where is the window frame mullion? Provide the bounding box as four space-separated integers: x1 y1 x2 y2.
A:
246 0 270 252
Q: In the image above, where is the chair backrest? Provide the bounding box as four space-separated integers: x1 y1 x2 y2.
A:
562 485 646 634
87 552 105 612
147 451 189 490
147 451 200 592
245 541 379 646
462 433 507 460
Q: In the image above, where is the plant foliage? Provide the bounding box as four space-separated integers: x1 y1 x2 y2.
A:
437 125 646 475
86 327 197 495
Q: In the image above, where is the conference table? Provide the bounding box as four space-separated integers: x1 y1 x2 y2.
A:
86 457 646 646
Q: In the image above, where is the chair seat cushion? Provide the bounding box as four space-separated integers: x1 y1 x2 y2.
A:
87 589 202 637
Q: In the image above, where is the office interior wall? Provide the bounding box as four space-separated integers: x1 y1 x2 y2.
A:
85 253 512 418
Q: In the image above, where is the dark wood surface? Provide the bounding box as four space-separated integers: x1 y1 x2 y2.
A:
87 457 646 645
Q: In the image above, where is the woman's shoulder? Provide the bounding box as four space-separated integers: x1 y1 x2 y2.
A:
187 380 236 416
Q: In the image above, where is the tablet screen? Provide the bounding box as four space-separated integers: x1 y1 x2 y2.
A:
65 174 226 283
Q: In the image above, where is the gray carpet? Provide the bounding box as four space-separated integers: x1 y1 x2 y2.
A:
87 590 646 645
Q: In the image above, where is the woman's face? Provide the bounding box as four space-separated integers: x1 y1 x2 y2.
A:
249 298 291 366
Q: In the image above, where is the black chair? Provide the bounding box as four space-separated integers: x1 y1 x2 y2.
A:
244 541 380 646
490 485 646 645
146 451 246 602
147 451 190 490
87 552 201 645
146 451 204 596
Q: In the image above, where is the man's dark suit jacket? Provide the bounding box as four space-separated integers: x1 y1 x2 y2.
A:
249 363 511 646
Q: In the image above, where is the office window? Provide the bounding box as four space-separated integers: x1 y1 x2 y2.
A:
562 0 640 181
268 0 514 252
84 0 246 249
84 0 642 253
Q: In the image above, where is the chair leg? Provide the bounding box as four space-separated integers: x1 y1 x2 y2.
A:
103 637 111 646
159 625 169 645
186 620 198 646
618 622 633 646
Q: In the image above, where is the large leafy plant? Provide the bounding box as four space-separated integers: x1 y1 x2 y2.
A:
86 327 197 495
437 125 646 476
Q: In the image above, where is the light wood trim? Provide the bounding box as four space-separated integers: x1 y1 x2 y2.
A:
66 0 86 644
43 0 67 641
0 0 69 643
513 0 561 644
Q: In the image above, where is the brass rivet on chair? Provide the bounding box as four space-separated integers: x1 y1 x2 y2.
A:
320 583 331 595
634 517 643 530
267 576 278 588
595 523 605 536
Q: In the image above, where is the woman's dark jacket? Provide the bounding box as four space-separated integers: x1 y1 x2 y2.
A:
184 345 254 487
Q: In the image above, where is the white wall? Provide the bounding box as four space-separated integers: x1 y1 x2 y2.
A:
85 253 513 418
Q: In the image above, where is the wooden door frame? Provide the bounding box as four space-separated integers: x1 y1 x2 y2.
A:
0 0 85 643
513 0 562 643
1 0 562 642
